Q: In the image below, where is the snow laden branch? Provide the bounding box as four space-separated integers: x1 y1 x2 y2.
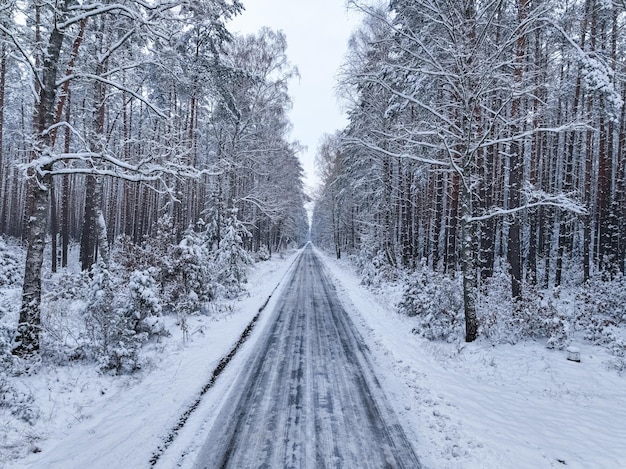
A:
477 122 595 149
20 147 221 200
541 16 624 121
0 23 43 92
58 2 169 30
343 136 450 167
56 74 167 118
466 184 587 223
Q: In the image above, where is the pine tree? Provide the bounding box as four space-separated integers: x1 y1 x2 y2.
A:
215 209 252 299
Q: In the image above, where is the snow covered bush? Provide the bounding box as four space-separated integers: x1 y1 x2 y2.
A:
0 324 15 403
173 224 217 312
359 250 397 288
478 273 571 349
139 214 178 283
521 285 571 350
2 382 39 425
0 237 23 288
398 266 464 342
42 269 89 302
124 269 165 336
576 275 626 369
0 325 39 425
215 211 252 299
476 269 512 342
82 261 148 374
577 274 626 327
114 216 179 308
37 269 91 364
256 245 271 262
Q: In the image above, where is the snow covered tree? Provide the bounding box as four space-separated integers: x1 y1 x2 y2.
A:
173 221 215 314
124 268 165 337
317 0 600 342
83 260 165 373
5 0 243 356
209 29 308 253
215 209 252 299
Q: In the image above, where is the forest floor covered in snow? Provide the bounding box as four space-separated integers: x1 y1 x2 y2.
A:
0 243 301 469
318 249 626 468
1 241 626 468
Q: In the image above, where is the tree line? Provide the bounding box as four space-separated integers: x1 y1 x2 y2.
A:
312 0 626 342
0 1 308 356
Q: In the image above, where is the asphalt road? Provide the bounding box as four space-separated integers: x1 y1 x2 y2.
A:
193 245 420 468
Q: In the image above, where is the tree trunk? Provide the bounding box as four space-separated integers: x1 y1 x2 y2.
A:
80 175 98 270
460 177 478 342
81 18 109 271
14 5 68 356
615 84 626 274
0 45 6 226
382 154 395 267
14 172 51 356
444 171 459 275
51 183 58 273
507 0 529 302
61 91 72 268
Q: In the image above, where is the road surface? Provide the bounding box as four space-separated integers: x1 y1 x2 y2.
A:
193 245 420 468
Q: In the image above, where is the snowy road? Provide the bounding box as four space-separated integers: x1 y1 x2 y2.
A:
192 245 420 468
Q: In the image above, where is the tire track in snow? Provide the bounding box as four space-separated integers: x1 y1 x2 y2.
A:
150 252 301 466
192 245 421 468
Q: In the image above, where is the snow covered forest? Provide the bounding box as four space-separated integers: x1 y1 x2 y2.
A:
1 0 626 466
0 1 308 358
0 2 310 460
312 0 626 350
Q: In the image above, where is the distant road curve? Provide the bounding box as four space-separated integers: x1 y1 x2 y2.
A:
193 245 421 468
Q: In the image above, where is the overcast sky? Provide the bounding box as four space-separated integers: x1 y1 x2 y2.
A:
228 1 362 193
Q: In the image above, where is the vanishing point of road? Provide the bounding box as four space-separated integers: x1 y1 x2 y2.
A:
193 244 421 468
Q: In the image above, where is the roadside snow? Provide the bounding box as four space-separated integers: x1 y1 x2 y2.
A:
316 247 626 469
1 250 300 469
4 243 626 469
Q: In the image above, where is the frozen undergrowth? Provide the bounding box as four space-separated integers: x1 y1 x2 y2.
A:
360 251 626 366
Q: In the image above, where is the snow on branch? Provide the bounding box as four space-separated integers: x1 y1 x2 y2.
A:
542 17 624 121
0 23 43 92
344 137 450 167
478 122 594 149
59 3 149 30
466 184 587 223
20 146 221 195
57 74 167 118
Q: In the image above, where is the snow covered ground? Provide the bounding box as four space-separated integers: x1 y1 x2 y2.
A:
318 247 626 469
1 249 300 469
2 244 626 468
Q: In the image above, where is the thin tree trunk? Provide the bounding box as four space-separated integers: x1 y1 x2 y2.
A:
444 171 459 275
615 84 626 273
51 183 58 273
460 176 478 342
508 0 529 301
0 45 6 227
61 90 71 268
14 4 69 356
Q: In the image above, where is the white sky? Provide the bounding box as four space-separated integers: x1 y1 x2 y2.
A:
228 1 362 194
